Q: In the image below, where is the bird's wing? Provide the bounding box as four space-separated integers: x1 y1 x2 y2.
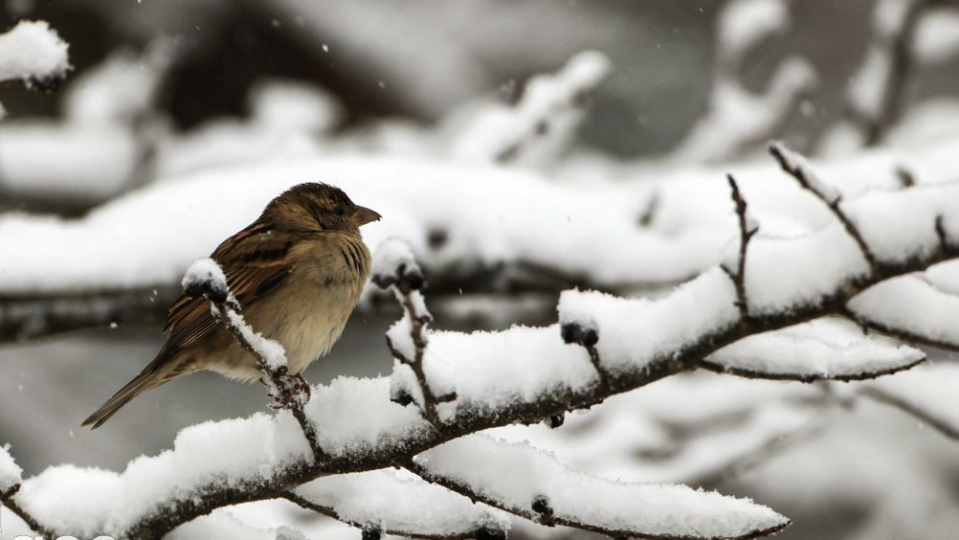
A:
161 222 295 358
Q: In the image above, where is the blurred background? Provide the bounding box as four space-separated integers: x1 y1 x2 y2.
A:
2 1 959 539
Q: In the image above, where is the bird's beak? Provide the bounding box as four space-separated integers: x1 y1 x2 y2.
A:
353 205 381 227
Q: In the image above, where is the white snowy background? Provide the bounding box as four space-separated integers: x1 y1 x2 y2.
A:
2 1 959 539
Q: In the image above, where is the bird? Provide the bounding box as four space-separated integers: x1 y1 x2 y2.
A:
82 183 380 428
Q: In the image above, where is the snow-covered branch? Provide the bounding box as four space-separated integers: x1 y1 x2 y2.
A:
409 435 789 540
448 51 611 167
831 0 937 148
0 445 55 539
669 0 816 163
286 469 507 540
374 238 454 425
0 20 69 90
769 141 880 278
720 174 759 320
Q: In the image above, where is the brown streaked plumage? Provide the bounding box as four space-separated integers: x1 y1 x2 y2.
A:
82 183 380 429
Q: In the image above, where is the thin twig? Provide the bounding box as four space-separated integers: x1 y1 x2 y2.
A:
210 299 324 463
373 245 453 427
722 174 758 320
184 269 326 465
282 491 473 540
698 355 926 383
860 386 959 440
405 461 785 540
841 305 959 352
769 143 880 279
397 287 443 426
0 486 58 539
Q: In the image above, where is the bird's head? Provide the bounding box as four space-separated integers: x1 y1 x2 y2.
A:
263 183 381 233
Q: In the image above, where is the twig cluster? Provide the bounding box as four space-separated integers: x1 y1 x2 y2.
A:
373 247 455 426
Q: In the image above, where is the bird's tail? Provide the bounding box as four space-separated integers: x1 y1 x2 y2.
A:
81 370 158 429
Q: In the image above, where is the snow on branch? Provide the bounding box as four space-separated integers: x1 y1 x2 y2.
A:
0 20 69 90
669 0 816 163
769 141 880 278
182 257 323 462
0 445 55 539
288 469 508 539
702 318 925 381
832 0 934 148
409 435 789 540
0 444 21 495
173 513 313 540
449 51 611 167
846 275 959 350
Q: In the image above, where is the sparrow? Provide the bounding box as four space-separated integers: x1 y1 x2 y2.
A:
82 183 379 428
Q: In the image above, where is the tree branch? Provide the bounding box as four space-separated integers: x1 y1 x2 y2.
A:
860 386 959 440
769 142 880 278
374 239 455 426
721 174 758 321
0 486 57 540
182 259 324 464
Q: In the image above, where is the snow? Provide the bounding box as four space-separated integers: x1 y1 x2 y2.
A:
847 276 959 348
848 46 890 122
488 373 824 485
744 224 868 315
181 257 230 301
182 257 287 376
293 469 508 537
62 37 175 125
671 0 815 164
371 237 421 290
304 376 431 459
849 183 959 264
926 260 959 295
226 308 289 372
0 20 69 85
249 79 344 134
171 512 313 540
3 135 959 298
558 269 739 375
423 325 596 422
14 412 312 537
414 434 789 538
717 0 788 64
707 318 924 380
0 443 23 493
449 51 610 165
0 122 138 200
914 8 959 64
